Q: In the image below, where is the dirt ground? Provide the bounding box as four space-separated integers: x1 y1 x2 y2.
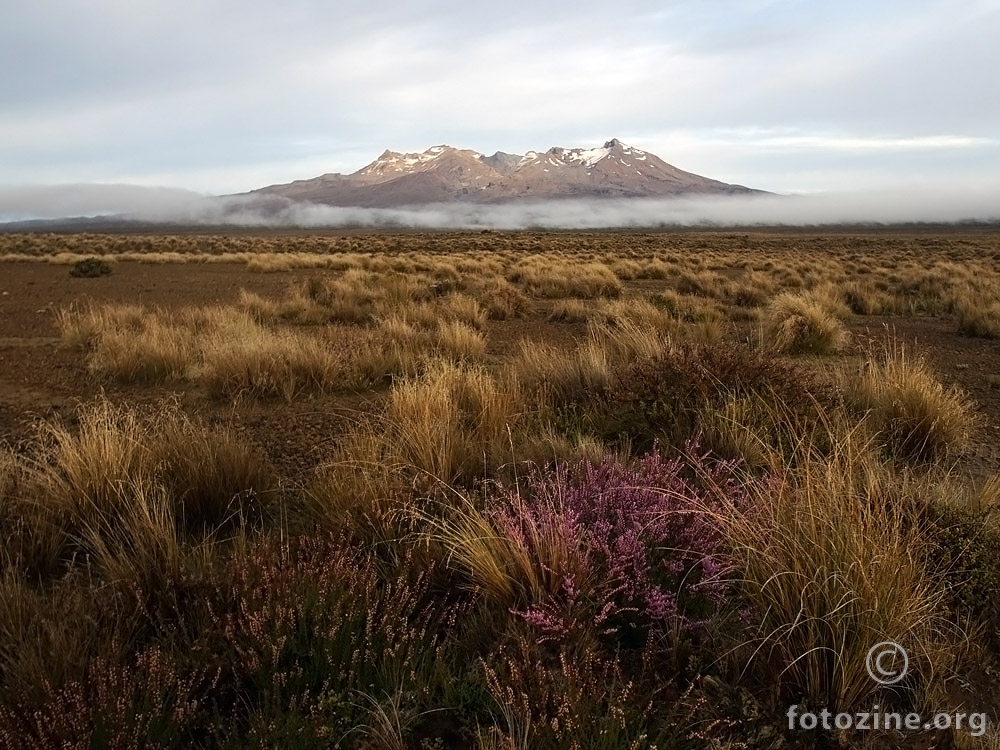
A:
1 233 998 483
0 260 580 478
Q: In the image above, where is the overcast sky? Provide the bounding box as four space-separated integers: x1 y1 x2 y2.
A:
2 0 999 197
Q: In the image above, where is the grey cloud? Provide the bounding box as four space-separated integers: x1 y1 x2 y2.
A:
1 0 999 194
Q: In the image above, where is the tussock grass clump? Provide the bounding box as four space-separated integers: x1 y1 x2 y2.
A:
728 271 774 308
841 279 900 315
595 297 674 332
721 434 955 710
512 338 613 406
437 293 487 329
314 359 528 512
546 299 590 323
509 259 622 299
515 428 608 468
57 303 147 348
675 269 726 298
196 318 344 399
238 287 332 326
433 320 487 361
765 292 849 355
153 415 277 533
88 319 193 382
381 360 523 485
954 290 1000 339
59 303 348 398
307 435 417 545
589 318 673 363
472 277 529 320
245 254 294 272
848 339 974 462
5 399 274 581
58 302 197 383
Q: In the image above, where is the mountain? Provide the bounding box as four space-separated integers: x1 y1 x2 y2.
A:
250 139 762 208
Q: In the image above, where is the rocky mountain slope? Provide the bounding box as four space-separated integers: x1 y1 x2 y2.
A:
251 139 762 207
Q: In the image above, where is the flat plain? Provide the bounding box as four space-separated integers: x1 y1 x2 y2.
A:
1 228 999 748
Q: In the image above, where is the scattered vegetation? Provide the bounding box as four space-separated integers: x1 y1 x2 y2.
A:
2 229 999 747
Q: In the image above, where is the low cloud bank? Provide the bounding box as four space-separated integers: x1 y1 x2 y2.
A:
2 183 999 228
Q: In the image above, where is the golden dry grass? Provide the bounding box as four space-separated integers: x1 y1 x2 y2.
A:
720 430 958 711
848 338 975 462
381 360 524 484
5 399 273 584
512 338 613 405
765 292 849 355
508 257 622 299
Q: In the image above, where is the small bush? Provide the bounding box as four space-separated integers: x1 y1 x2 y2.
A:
69 257 112 278
922 502 1000 628
481 636 691 749
194 537 458 745
0 648 207 748
586 342 835 454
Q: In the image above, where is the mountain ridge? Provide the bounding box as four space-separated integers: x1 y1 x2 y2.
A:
250 139 764 208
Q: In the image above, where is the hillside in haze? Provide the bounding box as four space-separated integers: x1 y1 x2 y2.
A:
250 139 764 208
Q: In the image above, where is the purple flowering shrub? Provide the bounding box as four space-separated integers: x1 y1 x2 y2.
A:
490 444 746 647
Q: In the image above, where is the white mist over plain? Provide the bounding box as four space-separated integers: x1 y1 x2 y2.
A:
2 184 999 228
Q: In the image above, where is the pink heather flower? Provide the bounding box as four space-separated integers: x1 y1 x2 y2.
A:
496 444 746 646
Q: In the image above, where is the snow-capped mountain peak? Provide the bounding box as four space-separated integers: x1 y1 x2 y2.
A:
360 145 460 175
253 139 763 207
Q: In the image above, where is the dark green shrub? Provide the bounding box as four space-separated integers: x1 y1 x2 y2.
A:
70 257 113 278
923 503 1000 630
577 343 837 454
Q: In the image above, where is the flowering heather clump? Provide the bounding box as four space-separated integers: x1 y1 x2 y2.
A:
492 446 745 647
0 647 211 750
196 534 465 743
